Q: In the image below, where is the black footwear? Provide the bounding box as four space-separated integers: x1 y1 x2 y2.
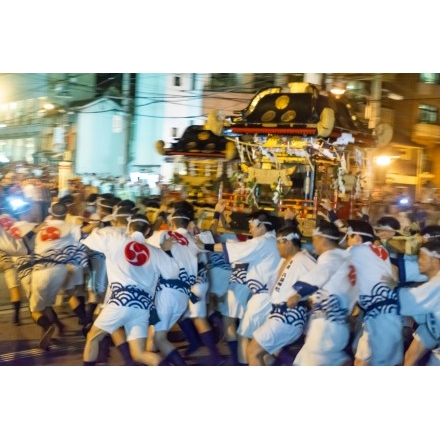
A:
208 312 224 343
96 335 112 364
12 316 21 326
56 321 66 337
184 343 202 357
213 355 226 366
82 322 92 337
38 323 56 350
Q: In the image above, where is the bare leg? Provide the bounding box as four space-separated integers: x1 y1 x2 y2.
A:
193 316 210 333
404 337 429 366
112 327 127 346
9 285 22 325
238 334 249 365
247 338 267 366
154 330 187 365
354 357 368 366
154 330 178 357
4 268 22 324
129 338 162 366
83 325 109 363
146 325 157 352
223 316 238 341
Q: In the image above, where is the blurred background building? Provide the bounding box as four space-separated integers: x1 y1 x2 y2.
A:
0 72 439 203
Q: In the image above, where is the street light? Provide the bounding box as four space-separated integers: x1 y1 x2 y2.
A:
330 80 346 96
375 155 400 166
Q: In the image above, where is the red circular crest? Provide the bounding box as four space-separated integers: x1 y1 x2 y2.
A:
125 241 150 266
8 226 22 239
348 264 357 286
168 231 189 246
0 217 13 231
369 244 388 261
41 226 61 241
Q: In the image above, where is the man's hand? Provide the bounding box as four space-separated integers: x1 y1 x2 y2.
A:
214 201 226 214
193 235 206 250
320 198 332 212
284 207 299 221
160 236 174 252
286 293 301 309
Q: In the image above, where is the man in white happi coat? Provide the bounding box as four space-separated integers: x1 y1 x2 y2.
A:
247 225 317 366
343 219 403 366
146 208 201 366
287 220 358 366
81 213 180 366
396 240 440 366
30 202 85 349
205 209 281 365
0 217 29 325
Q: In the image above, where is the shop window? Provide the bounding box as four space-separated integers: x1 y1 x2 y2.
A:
252 73 276 90
420 73 440 84
208 74 239 91
418 104 438 124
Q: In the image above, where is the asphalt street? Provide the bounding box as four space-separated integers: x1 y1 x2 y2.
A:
0 276 234 366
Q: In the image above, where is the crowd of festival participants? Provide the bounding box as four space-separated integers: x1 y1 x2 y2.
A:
1 174 440 366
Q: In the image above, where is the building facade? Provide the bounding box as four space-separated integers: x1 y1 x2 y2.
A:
1 73 440 205
0 73 96 166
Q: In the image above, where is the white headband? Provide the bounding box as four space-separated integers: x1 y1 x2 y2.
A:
249 218 272 227
128 218 149 226
171 215 190 221
347 226 374 238
339 226 374 244
312 227 340 240
98 201 114 209
423 233 440 241
420 247 440 259
113 213 131 218
277 232 300 241
375 225 396 231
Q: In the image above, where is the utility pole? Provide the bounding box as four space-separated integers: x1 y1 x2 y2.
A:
122 73 132 177
368 73 382 131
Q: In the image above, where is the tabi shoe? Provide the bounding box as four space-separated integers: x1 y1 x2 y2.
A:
38 323 56 350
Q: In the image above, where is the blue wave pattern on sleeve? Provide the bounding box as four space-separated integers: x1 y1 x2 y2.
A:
195 262 209 284
269 302 309 327
70 243 90 268
292 280 319 297
247 279 269 295
208 252 231 271
312 294 348 323
359 282 399 320
230 262 249 284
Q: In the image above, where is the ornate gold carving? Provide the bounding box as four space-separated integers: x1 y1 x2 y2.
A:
261 110 276 122
281 110 297 122
275 95 290 110
198 131 210 141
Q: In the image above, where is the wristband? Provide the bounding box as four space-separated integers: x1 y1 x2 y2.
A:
292 281 319 297
25 230 35 239
205 244 215 252
213 211 221 220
